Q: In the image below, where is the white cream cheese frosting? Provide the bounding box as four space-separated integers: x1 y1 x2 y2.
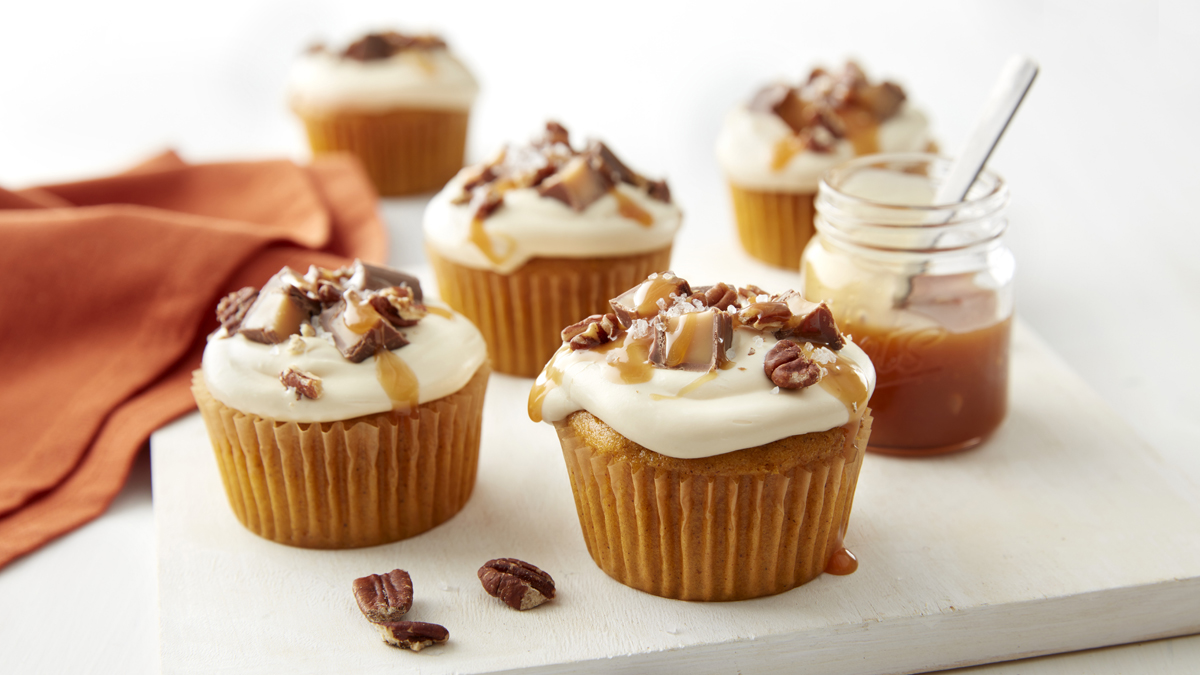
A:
716 103 932 193
533 329 875 459
423 173 682 275
202 303 486 422
288 48 478 113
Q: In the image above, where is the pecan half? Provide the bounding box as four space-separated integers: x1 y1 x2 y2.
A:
376 621 449 651
216 287 257 332
352 569 413 624
478 558 555 610
280 367 322 400
691 283 738 311
561 313 622 350
763 339 822 390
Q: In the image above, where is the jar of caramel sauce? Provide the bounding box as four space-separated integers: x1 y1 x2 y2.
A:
801 153 1013 455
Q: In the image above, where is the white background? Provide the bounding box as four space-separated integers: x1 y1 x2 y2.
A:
1 1 1197 672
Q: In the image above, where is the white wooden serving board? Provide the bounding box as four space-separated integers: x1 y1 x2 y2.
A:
152 319 1200 675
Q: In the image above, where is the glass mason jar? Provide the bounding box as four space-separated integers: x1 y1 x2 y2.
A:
801 153 1014 456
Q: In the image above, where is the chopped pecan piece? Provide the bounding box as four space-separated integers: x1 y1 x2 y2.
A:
763 340 822 390
561 313 622 350
280 367 322 400
649 309 733 371
478 558 556 610
353 569 413 624
369 286 427 328
216 287 258 332
376 621 449 651
691 283 738 311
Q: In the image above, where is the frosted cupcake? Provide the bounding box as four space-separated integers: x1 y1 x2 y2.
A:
425 122 682 378
288 31 478 196
716 62 934 269
193 261 489 548
529 273 875 601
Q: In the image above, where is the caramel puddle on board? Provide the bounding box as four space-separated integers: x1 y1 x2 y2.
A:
825 547 858 575
611 190 654 226
375 349 419 410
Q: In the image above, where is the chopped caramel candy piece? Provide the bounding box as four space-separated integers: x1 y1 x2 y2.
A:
561 313 622 350
852 81 906 119
690 283 739 311
645 179 671 203
478 558 556 611
763 339 822 390
280 367 322 400
353 569 413 624
649 309 733 371
216 287 257 333
586 140 645 188
318 290 409 363
355 261 423 300
342 31 445 61
376 621 449 651
736 285 772 305
537 155 615 212
737 301 792 332
749 83 809 135
538 120 571 148
238 269 320 344
369 286 427 328
775 293 844 350
610 272 692 328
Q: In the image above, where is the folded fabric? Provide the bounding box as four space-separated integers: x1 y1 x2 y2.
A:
0 151 387 569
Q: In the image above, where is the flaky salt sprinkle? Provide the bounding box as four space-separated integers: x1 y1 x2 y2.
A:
284 334 307 355
810 347 836 364
770 386 781 395
628 318 651 340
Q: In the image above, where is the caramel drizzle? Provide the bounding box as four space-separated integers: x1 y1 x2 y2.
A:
840 107 881 155
771 136 805 171
425 306 453 320
596 336 654 384
468 217 515 265
611 190 654 226
375 349 419 410
343 295 382 334
527 353 564 423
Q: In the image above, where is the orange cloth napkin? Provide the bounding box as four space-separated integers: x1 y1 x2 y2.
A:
0 151 387 569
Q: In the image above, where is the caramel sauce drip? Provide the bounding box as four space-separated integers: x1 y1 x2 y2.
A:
631 276 684 316
846 316 1011 454
405 50 435 75
425 306 453 320
806 345 870 419
527 352 565 423
825 547 858 576
344 295 382 334
771 136 805 171
611 190 654 226
650 370 718 401
468 217 514 266
596 336 654 384
375 349 419 410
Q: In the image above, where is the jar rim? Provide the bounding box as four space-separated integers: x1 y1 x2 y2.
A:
819 152 1007 213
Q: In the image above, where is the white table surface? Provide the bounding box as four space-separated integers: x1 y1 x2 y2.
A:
2 1 1197 673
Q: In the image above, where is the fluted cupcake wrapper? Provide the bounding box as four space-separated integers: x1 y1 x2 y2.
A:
296 107 469 196
554 413 871 601
728 183 816 270
427 247 673 378
190 365 489 549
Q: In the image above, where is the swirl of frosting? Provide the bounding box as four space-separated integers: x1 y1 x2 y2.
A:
201 262 487 422
423 122 682 275
528 274 876 459
716 62 933 192
287 33 478 113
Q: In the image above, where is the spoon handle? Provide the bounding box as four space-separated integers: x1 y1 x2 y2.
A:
934 55 1039 204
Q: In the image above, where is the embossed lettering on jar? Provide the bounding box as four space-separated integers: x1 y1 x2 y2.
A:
802 153 1013 455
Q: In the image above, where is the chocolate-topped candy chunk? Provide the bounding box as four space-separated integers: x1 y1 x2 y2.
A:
238 269 320 344
355 262 423 300
319 290 410 363
537 154 615 212
216 287 258 333
749 83 809 135
586 140 644 188
610 272 692 328
775 294 844 350
340 31 446 61
649 309 733 372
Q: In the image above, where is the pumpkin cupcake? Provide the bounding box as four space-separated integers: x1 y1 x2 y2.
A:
529 273 875 601
193 261 488 548
288 30 478 195
424 122 682 378
716 62 934 269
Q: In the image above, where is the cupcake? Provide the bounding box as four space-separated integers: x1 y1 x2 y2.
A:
529 273 875 601
424 122 682 378
288 31 478 196
716 62 934 269
192 261 489 549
